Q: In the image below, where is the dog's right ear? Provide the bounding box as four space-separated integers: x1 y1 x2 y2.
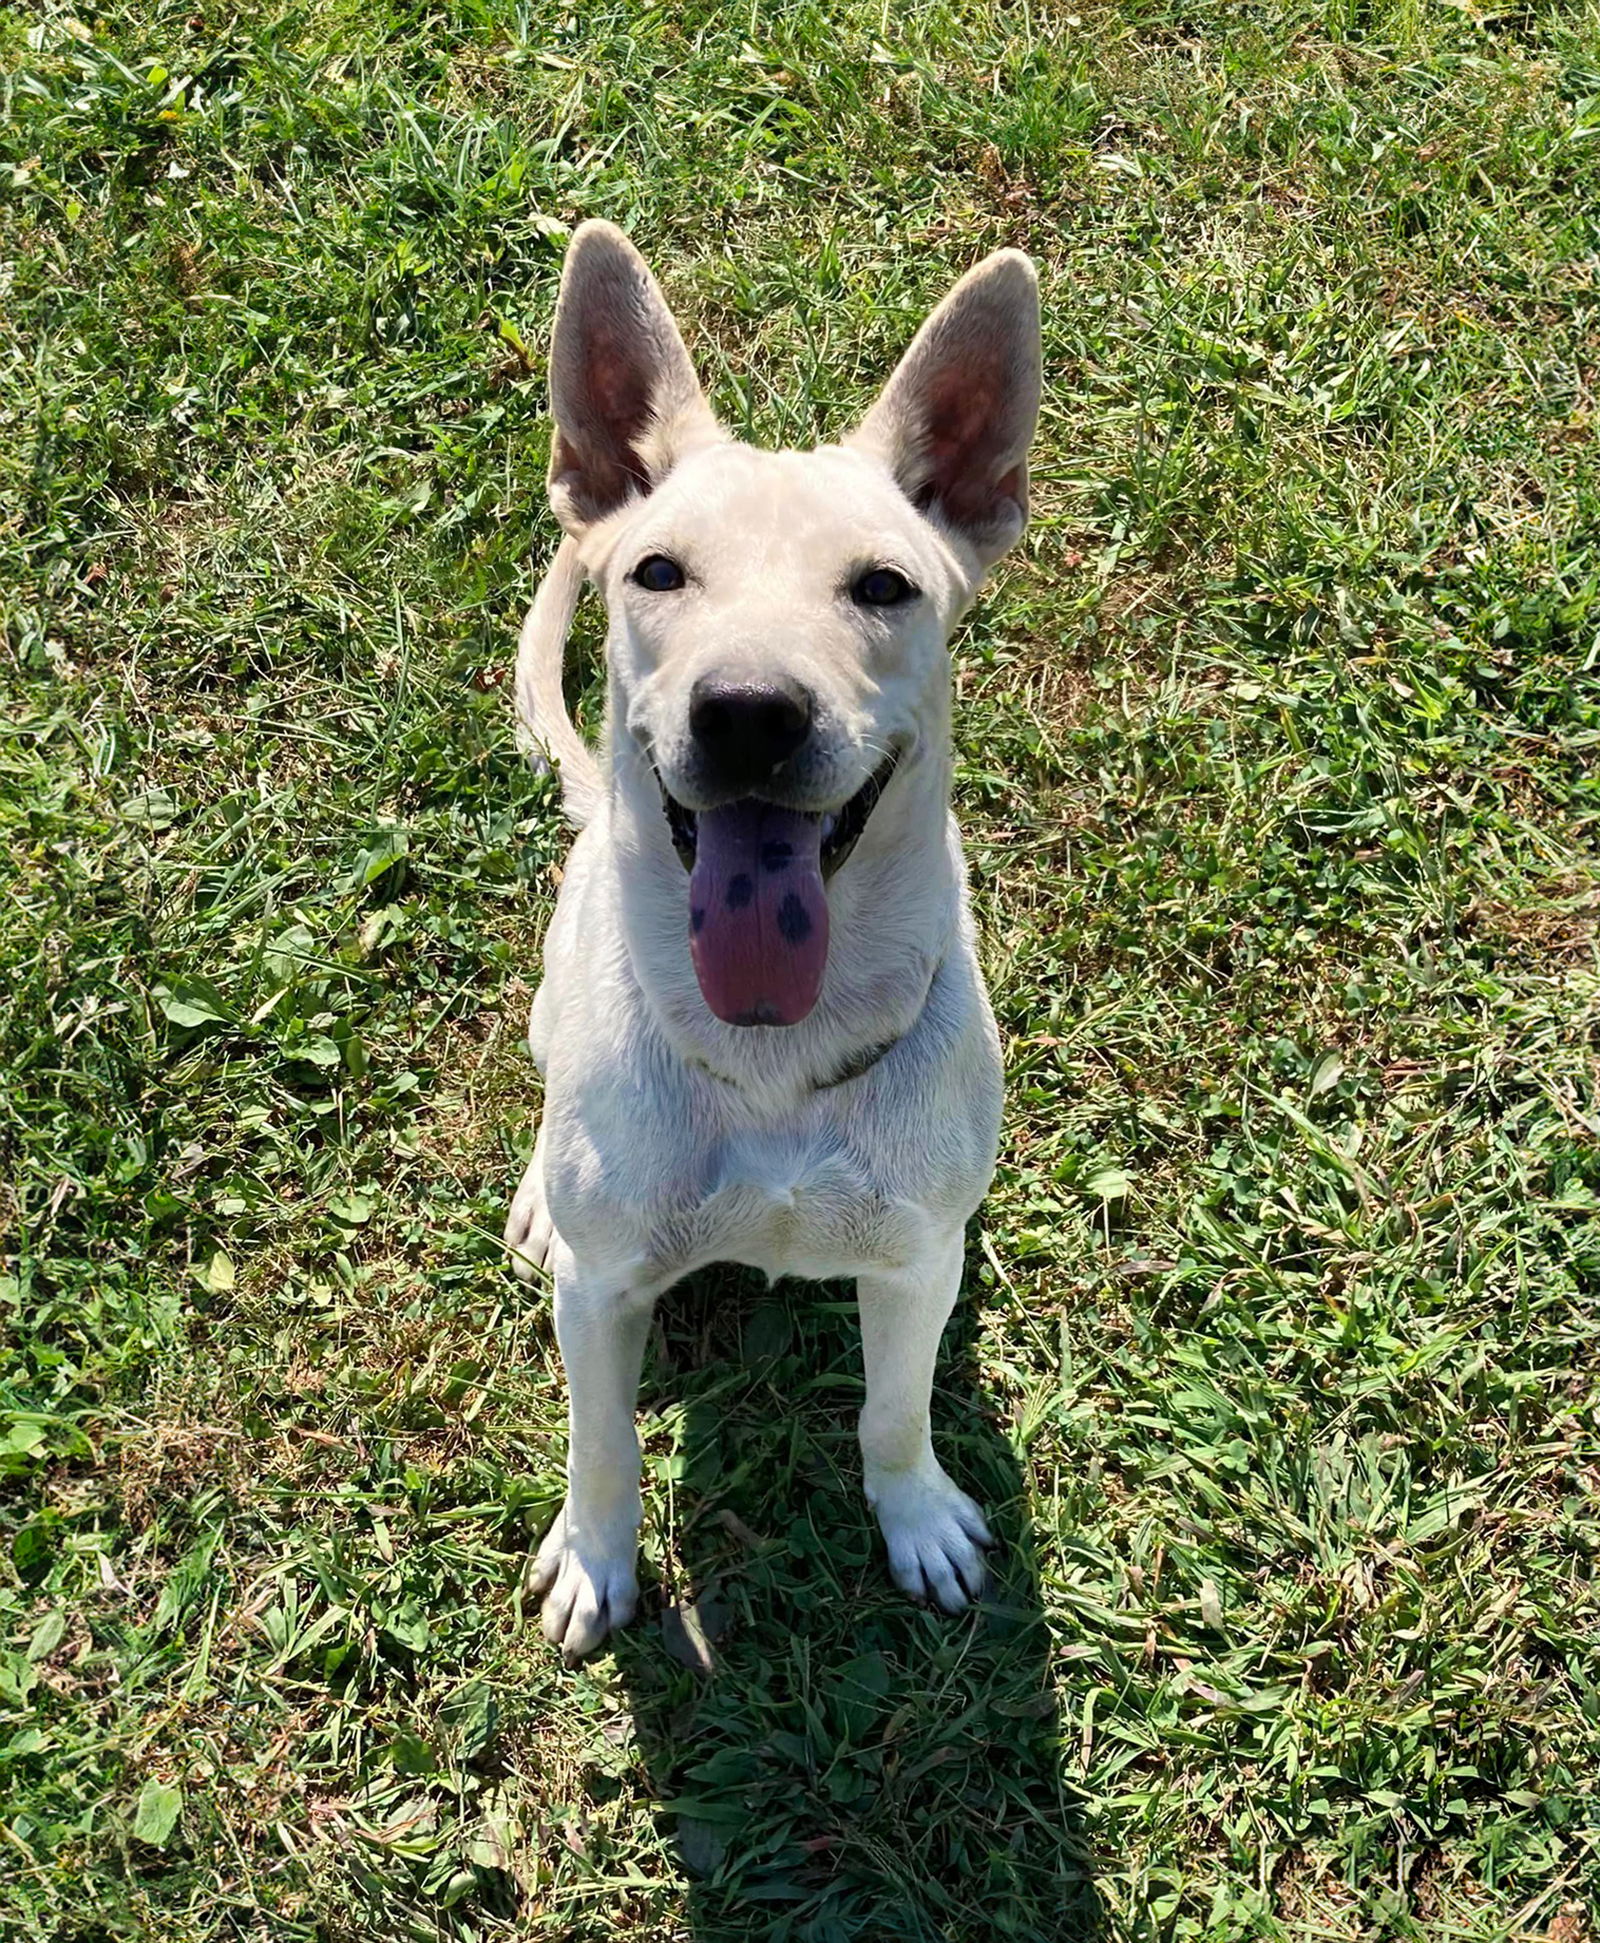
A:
546 222 722 535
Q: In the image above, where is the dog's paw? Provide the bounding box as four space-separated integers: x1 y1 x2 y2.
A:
868 1465 993 1613
529 1505 639 1662
505 1152 553 1280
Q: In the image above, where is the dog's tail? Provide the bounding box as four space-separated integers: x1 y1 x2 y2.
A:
514 534 602 828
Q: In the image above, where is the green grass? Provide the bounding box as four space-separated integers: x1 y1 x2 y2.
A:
3 0 1599 1936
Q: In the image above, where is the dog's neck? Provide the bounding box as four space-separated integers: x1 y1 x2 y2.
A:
602 724 962 1101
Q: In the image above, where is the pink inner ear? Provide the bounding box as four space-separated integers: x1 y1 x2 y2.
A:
566 328 653 507
921 371 1012 530
588 327 651 434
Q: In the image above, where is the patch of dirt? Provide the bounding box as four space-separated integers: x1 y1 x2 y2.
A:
1465 876 1600 963
1270 1844 1364 1934
114 1419 250 1531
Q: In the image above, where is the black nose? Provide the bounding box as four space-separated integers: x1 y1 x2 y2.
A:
688 676 814 791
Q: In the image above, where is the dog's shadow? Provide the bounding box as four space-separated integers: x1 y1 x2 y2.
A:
604 1252 1103 1942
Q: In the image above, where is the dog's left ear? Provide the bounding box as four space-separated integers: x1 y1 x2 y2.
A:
848 250 1041 570
546 221 723 535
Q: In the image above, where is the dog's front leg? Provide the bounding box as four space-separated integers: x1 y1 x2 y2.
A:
857 1230 993 1612
532 1238 659 1661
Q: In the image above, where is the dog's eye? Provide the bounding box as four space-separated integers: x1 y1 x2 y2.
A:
853 567 916 608
632 554 686 593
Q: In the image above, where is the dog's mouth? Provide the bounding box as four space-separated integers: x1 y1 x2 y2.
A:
659 751 898 879
656 751 900 1029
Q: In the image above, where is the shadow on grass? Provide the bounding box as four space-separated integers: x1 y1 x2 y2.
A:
607 1253 1102 1943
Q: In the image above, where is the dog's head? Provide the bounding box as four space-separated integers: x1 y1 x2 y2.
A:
545 222 1041 1029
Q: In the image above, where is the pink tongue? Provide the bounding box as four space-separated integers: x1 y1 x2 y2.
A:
689 802 829 1026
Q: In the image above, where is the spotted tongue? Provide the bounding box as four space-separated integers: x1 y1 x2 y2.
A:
688 801 829 1026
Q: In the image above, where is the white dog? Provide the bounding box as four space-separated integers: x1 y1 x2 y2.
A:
505 222 1041 1660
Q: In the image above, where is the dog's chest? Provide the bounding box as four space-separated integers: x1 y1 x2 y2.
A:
649 1125 917 1283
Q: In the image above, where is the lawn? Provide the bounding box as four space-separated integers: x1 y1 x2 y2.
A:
3 0 1599 1937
